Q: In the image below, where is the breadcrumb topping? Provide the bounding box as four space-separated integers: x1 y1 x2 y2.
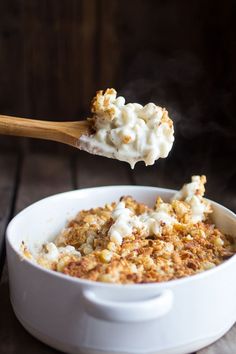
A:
22 176 236 284
79 88 174 168
91 88 118 121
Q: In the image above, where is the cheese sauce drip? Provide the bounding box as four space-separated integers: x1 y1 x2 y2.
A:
79 88 174 168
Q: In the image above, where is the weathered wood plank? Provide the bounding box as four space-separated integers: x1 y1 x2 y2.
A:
76 151 132 188
80 0 97 109
197 325 236 354
132 157 185 190
0 0 25 116
98 0 120 89
15 153 73 213
0 282 62 354
21 0 84 120
1 152 235 353
0 152 131 354
0 153 73 354
0 154 18 276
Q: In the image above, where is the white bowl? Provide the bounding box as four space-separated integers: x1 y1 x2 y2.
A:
6 186 236 354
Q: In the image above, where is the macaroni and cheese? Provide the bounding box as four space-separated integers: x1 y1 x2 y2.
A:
79 88 174 168
22 176 236 284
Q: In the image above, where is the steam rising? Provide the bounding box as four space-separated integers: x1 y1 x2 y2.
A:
120 51 236 140
120 51 236 211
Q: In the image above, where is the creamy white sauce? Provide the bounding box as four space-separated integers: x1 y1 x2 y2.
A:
108 201 143 245
172 175 211 222
36 176 212 260
39 242 81 262
108 176 211 246
108 201 177 246
79 89 174 168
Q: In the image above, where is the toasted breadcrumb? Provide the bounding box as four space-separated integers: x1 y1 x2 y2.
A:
22 177 236 284
91 88 118 121
80 88 175 168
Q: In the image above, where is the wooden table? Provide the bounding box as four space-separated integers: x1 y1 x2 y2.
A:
0 152 235 354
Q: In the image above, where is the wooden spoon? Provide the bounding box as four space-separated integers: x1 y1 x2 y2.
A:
0 114 92 148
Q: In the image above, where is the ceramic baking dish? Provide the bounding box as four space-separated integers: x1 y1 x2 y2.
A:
6 186 236 354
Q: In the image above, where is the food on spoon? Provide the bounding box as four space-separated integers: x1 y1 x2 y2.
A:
21 176 236 284
79 88 174 168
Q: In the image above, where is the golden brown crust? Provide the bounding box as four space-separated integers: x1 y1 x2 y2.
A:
90 88 173 130
91 88 117 121
160 108 173 128
48 195 236 284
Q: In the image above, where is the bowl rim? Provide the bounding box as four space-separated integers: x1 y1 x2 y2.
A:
6 185 236 290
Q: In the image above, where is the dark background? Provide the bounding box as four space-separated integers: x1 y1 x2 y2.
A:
0 0 235 209
0 3 236 352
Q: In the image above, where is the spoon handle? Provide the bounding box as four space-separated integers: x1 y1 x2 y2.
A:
0 114 62 141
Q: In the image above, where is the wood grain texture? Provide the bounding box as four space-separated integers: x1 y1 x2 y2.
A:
15 153 73 213
21 0 83 120
0 152 235 353
197 325 236 354
0 0 25 116
132 157 186 190
80 0 97 109
76 150 132 188
0 154 18 274
97 0 120 89
0 114 91 147
0 282 62 354
0 153 73 354
0 152 133 354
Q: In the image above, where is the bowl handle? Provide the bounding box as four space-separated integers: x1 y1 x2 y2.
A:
82 289 173 323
